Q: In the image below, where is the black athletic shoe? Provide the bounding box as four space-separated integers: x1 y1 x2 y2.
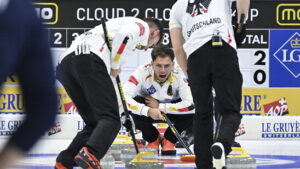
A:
55 150 75 169
232 141 241 147
74 147 102 169
161 137 176 155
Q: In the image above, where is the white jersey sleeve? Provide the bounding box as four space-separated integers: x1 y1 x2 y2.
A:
111 19 149 70
169 1 182 30
123 66 150 116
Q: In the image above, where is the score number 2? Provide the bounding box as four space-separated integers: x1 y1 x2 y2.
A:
54 32 62 45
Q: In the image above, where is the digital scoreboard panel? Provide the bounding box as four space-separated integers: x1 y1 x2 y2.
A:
1 0 299 115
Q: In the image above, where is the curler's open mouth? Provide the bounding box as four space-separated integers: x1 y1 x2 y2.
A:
159 74 167 78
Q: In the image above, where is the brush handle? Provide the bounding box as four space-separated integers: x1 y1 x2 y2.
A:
161 112 193 155
101 18 139 154
237 13 246 33
116 76 140 154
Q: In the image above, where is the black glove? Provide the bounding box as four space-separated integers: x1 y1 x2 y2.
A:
120 111 135 132
233 23 247 47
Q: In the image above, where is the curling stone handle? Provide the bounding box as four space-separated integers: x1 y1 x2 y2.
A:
227 147 250 158
131 152 158 162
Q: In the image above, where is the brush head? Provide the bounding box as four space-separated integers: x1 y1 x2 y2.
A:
180 155 196 162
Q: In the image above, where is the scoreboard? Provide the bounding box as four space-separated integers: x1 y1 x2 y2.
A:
1 0 300 115
38 0 300 87
37 0 175 48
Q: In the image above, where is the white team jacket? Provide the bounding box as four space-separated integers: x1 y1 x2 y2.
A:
60 17 150 74
123 64 195 116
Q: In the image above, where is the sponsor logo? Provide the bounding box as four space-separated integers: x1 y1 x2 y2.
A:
0 93 24 113
64 102 78 114
77 120 86 131
0 87 64 113
34 2 58 25
235 123 246 137
48 122 61 136
262 121 300 138
3 74 19 85
263 98 289 116
214 93 264 115
186 0 211 17
277 4 300 26
0 120 23 136
273 32 300 78
240 95 264 114
146 85 157 95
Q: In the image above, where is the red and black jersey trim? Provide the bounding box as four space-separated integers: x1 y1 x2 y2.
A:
177 104 195 112
128 75 139 86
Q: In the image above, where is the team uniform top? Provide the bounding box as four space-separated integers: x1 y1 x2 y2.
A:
169 0 236 57
123 64 195 116
61 17 150 73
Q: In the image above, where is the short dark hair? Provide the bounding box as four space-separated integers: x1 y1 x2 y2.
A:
151 45 175 61
143 18 164 44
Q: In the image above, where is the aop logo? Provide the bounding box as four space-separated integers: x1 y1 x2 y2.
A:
186 0 212 17
274 32 300 78
263 98 289 116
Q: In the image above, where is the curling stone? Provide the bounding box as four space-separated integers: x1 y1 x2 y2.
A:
100 152 115 169
121 147 157 164
125 152 164 169
109 135 133 161
226 147 256 169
